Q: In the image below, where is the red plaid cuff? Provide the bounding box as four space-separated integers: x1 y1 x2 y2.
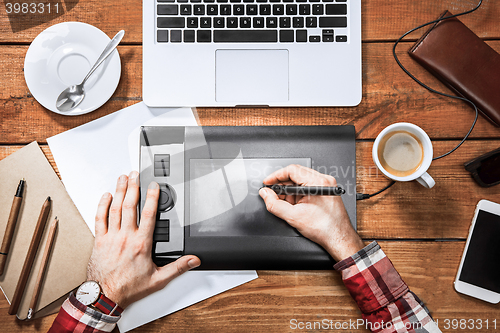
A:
334 242 441 332
47 293 120 333
334 241 408 314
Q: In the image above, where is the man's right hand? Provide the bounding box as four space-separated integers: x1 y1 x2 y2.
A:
258 165 365 262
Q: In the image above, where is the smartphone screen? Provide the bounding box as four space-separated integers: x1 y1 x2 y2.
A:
459 210 500 293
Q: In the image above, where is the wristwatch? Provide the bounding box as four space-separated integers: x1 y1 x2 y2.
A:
75 280 123 316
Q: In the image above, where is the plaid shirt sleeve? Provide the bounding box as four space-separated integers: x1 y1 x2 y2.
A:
48 293 120 333
334 241 442 333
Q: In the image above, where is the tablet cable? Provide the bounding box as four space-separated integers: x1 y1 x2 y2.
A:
358 0 483 201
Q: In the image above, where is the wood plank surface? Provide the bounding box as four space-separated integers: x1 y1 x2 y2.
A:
1 241 498 332
1 0 500 331
1 42 500 143
1 140 498 240
1 0 499 43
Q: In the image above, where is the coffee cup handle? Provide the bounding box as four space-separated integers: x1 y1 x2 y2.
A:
416 172 435 189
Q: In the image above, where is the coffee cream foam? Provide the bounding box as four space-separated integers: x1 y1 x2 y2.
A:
378 131 423 177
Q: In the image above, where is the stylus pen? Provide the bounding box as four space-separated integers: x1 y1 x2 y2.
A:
0 179 25 276
264 184 345 196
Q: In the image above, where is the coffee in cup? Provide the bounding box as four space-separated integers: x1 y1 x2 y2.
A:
377 131 424 177
372 123 435 189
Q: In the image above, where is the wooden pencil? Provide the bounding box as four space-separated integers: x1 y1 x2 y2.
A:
27 217 58 320
8 196 51 316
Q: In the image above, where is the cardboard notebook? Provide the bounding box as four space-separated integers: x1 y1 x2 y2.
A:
0 142 93 320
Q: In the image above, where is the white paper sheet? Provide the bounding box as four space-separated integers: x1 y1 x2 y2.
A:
47 102 198 234
47 102 258 332
118 270 257 332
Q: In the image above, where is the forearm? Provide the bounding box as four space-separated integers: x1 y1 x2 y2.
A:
48 293 119 333
334 242 441 333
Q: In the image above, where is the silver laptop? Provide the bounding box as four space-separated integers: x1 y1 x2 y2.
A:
143 0 361 107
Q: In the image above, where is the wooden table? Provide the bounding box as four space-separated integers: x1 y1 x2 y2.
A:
1 0 499 332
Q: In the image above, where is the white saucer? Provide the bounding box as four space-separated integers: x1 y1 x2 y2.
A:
24 22 121 116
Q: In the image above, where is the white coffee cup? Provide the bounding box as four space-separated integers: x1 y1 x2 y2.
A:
372 123 435 188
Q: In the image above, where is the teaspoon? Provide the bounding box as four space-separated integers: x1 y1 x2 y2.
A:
56 30 125 112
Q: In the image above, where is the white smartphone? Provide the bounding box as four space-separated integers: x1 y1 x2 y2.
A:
454 199 500 304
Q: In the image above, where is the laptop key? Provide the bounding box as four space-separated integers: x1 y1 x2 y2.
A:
197 30 212 42
171 30 182 42
227 17 238 27
319 16 347 27
296 29 307 42
200 17 212 27
336 35 347 42
221 4 231 15
306 16 317 27
214 17 225 28
184 30 196 42
253 17 264 28
214 30 277 42
299 4 310 15
259 4 271 15
273 4 284 15
247 4 258 15
158 17 185 28
194 4 205 14
180 5 192 14
312 4 323 15
323 34 334 42
157 30 169 42
286 4 297 15
158 4 178 15
309 35 320 42
234 4 244 15
207 4 218 14
326 4 346 15
240 17 251 28
279 30 294 42
293 17 304 28
266 17 277 28
279 17 291 28
187 17 199 27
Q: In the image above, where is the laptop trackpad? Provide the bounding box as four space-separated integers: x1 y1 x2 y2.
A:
215 49 289 104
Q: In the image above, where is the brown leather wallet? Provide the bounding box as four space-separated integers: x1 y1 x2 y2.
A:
408 10 500 127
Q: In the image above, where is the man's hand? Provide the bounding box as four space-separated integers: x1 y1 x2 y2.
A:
258 165 364 262
87 171 201 309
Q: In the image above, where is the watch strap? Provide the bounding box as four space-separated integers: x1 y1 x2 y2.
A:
94 293 123 316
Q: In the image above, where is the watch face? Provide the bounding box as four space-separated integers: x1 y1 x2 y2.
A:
76 281 101 306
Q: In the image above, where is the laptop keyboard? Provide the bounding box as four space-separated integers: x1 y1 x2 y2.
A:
156 0 349 43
